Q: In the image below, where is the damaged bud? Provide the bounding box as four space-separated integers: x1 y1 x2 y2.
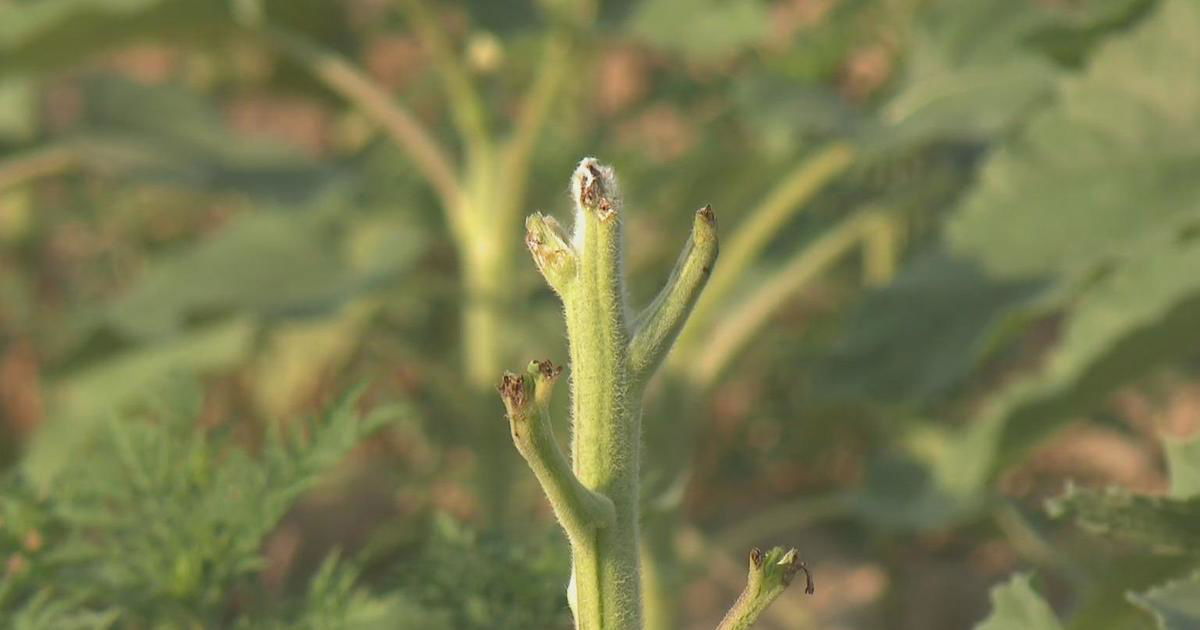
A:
746 546 815 596
572 157 619 221
775 549 815 595
768 548 814 595
497 372 532 421
696 204 717 239
526 213 576 292
527 359 563 407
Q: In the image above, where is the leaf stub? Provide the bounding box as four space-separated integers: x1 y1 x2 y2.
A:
719 546 814 630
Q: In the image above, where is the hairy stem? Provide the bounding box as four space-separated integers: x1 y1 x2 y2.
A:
510 158 721 629
717 547 814 630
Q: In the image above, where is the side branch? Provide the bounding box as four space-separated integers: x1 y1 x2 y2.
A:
674 142 854 367
717 547 814 630
628 205 719 383
399 0 491 154
499 361 615 543
692 211 889 386
261 26 463 214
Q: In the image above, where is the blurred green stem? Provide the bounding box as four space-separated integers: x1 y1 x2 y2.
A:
261 26 463 214
262 5 589 392
693 210 897 386
0 145 79 192
671 142 855 371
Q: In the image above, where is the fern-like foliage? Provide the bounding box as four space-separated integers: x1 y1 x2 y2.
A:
0 380 402 627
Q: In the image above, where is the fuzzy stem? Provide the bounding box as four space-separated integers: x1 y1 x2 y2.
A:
628 206 719 383
499 361 615 543
515 158 722 629
717 547 814 630
566 159 640 630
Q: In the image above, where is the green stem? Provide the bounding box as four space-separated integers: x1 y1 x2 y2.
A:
671 142 854 372
511 159 721 629
260 25 462 215
499 361 615 543
399 0 491 158
693 210 892 386
717 547 814 630
567 160 639 630
512 159 813 629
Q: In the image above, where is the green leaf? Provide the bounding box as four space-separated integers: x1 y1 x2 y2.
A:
947 0 1200 280
1164 434 1200 500
10 380 403 623
26 318 256 488
0 77 37 142
962 212 1200 484
0 0 230 76
77 77 335 201
1046 483 1200 554
626 0 767 61
821 252 1041 405
1129 572 1200 630
881 0 1065 145
975 573 1063 630
102 211 351 340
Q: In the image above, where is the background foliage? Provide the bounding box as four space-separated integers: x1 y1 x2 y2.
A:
1 0 1198 628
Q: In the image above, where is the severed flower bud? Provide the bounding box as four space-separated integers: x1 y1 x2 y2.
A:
526 212 577 293
571 157 620 222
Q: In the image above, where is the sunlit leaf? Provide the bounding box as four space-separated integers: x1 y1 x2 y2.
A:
626 0 767 61
1164 434 1200 500
965 213 1200 483
947 0 1200 279
1129 572 1200 630
251 300 378 418
1046 483 1200 554
974 573 1063 630
0 77 37 142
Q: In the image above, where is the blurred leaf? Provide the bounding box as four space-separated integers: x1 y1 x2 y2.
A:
251 300 378 419
26 317 256 488
867 0 1200 505
974 573 1063 630
626 0 767 60
848 444 982 531
281 553 452 630
77 78 336 201
6 381 403 625
881 0 1064 145
966 212 1200 482
821 252 1040 405
1046 483 1200 554
1028 0 1157 66
102 211 350 340
0 0 230 76
0 77 37 142
1164 434 1200 500
733 79 864 158
1128 571 1200 630
947 0 1200 279
880 51 1055 146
